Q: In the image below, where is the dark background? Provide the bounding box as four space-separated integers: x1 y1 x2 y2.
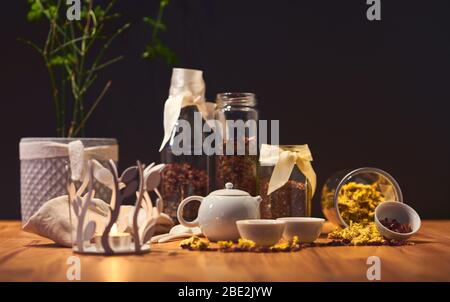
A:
1 1 449 219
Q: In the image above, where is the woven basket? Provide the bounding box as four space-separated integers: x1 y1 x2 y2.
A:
19 138 118 224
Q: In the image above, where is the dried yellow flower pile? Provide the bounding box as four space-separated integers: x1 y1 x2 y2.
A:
338 182 385 225
271 236 300 252
182 236 302 252
237 238 256 249
179 236 209 250
328 222 384 246
217 240 234 249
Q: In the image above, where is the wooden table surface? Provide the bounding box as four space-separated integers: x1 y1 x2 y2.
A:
0 220 449 282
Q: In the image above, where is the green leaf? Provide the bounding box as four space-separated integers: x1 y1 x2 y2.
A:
43 5 57 19
155 40 179 66
161 0 170 8
143 17 167 31
94 5 106 20
49 54 76 66
27 0 43 21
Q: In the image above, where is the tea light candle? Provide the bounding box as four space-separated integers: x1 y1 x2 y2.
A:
95 223 131 251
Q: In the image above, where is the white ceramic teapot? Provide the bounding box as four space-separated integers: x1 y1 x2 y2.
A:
177 183 262 242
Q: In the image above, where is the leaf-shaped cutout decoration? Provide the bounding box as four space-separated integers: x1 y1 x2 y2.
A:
76 196 83 209
88 198 110 217
92 159 114 189
156 198 163 214
109 159 119 178
72 199 80 217
142 221 157 245
143 192 153 215
152 206 160 220
144 164 165 191
67 182 76 201
144 164 165 180
121 180 138 199
83 221 96 241
146 173 161 193
143 162 155 175
121 166 138 184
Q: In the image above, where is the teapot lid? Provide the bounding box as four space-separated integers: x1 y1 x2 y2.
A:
210 183 250 196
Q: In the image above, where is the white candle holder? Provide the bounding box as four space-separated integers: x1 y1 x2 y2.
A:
67 159 165 255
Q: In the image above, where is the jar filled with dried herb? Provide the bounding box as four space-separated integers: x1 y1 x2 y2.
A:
258 144 317 219
321 167 403 228
214 93 259 195
159 69 214 222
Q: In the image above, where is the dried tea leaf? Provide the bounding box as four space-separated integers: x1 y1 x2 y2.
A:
83 221 96 241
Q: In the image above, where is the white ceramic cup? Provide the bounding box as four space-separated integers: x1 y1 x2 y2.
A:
374 201 421 241
276 217 325 243
236 219 286 246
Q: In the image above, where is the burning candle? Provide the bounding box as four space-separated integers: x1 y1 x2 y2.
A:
95 223 131 251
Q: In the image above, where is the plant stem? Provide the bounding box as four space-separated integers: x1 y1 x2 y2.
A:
76 0 94 136
152 1 167 40
71 81 112 137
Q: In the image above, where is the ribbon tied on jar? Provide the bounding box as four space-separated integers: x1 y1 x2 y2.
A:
159 68 216 151
259 144 317 196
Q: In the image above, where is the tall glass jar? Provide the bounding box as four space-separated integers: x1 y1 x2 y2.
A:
159 69 209 223
160 106 209 223
214 93 259 195
259 146 312 219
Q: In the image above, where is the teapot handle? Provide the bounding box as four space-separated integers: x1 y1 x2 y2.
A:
177 196 204 228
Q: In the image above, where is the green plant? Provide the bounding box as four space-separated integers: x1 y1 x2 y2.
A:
21 0 129 137
142 0 179 66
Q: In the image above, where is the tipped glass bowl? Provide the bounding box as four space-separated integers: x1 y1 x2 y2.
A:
321 167 403 228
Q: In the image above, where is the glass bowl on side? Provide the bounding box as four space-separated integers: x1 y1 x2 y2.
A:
321 167 403 228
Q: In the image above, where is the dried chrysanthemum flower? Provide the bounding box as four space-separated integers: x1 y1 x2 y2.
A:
338 182 385 225
270 235 302 252
328 222 384 246
180 236 209 250
237 238 256 250
217 240 234 249
271 241 291 252
291 235 300 247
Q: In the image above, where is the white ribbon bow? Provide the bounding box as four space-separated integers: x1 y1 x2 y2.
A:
259 144 317 196
159 68 216 151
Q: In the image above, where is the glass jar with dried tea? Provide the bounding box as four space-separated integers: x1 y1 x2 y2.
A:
159 68 213 222
214 93 259 195
258 144 317 219
321 167 403 228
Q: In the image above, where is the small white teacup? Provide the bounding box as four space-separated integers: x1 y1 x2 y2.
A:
276 217 325 243
236 219 286 246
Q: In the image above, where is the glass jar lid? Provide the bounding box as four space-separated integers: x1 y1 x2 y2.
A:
216 92 256 107
210 182 250 196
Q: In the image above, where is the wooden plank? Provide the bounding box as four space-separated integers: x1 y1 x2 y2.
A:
0 220 449 281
